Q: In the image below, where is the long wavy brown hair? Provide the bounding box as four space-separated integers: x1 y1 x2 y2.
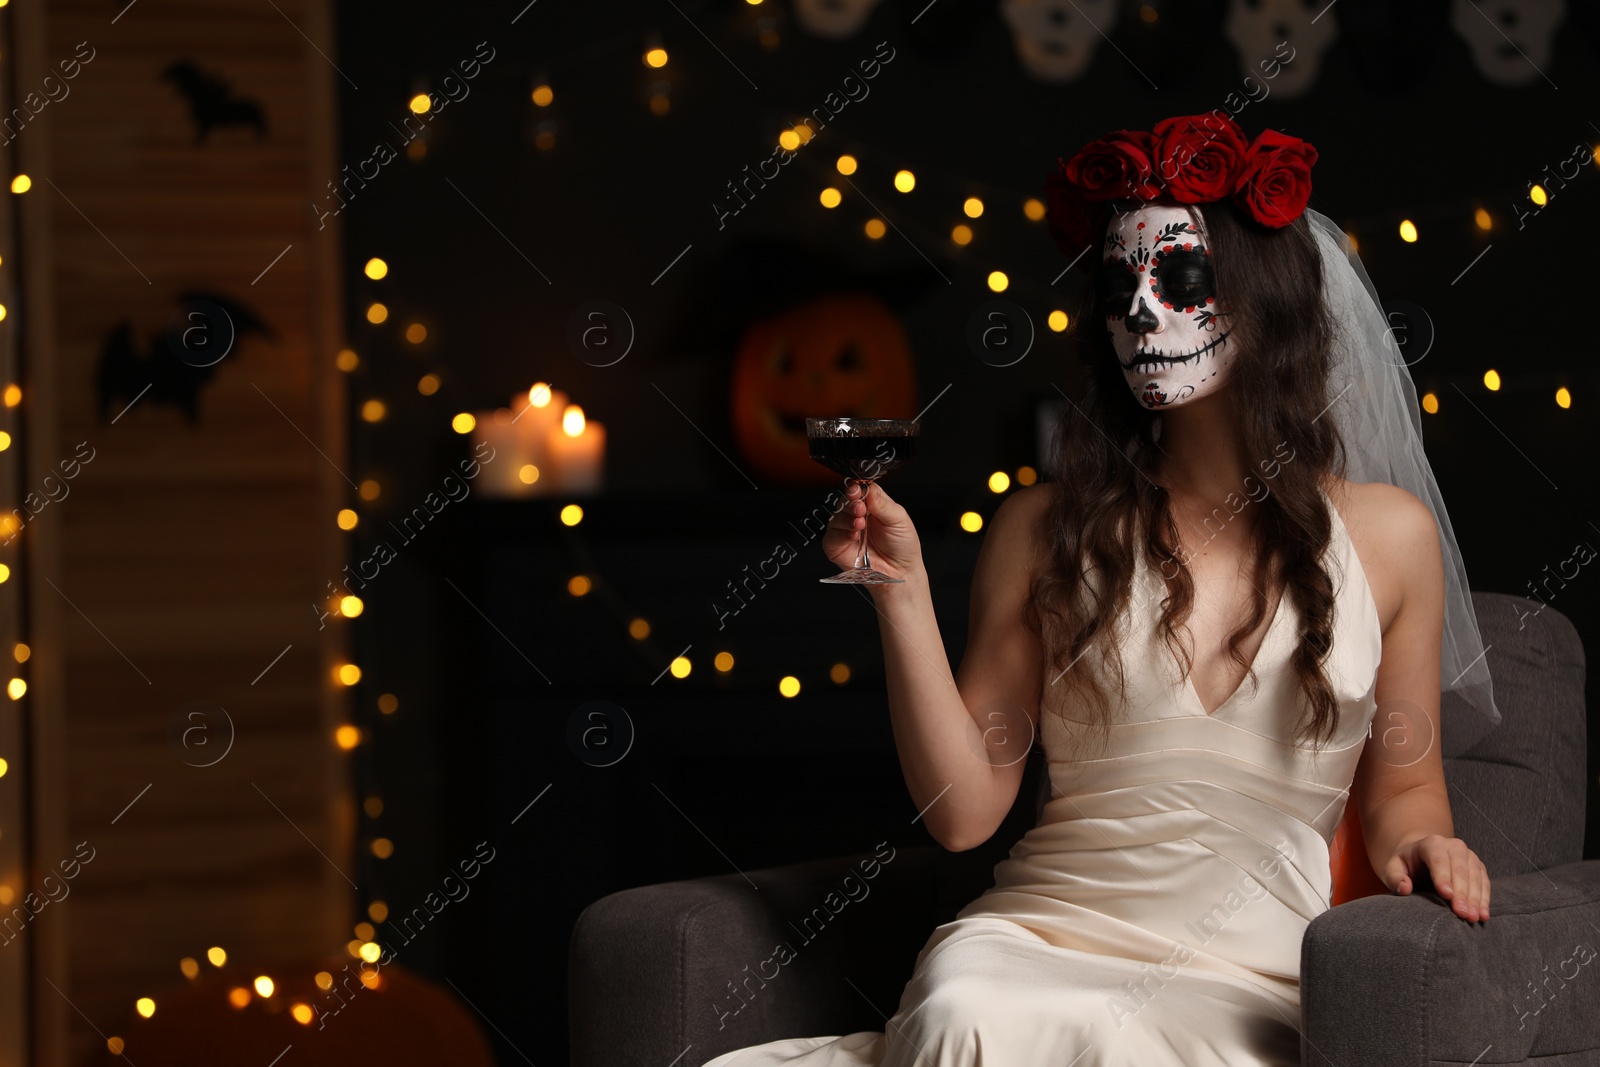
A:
1024 197 1352 756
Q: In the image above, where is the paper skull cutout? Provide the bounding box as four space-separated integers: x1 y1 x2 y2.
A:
1450 0 1564 87
794 0 885 39
1001 0 1121 82
1225 0 1339 100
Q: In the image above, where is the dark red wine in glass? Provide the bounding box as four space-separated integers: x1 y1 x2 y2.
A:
806 417 919 584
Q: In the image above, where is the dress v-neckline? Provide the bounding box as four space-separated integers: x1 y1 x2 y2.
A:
1180 585 1289 718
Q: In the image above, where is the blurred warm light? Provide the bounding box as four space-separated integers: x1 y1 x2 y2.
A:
0 564 11 584
963 197 984 218
645 47 668 68
2 384 20 407
1140 3 1158 21
793 125 814 144
0 759 8 779
1556 387 1572 409
1483 369 1501 391
408 93 432 114
371 838 394 859
253 976 274 998
988 471 1010 493
1022 197 1046 221
951 225 972 246
366 302 388 324
836 154 857 175
107 1038 125 1055
179 958 200 980
364 796 384 818
405 323 427 344
714 651 734 671
519 464 539 484
864 219 886 239
7 679 24 700
830 662 850 685
315 971 334 991
360 968 381 989
336 663 361 686
562 405 586 436
628 618 650 640
0 886 10 905
650 93 672 116
345 939 364 958
359 942 382 963
418 373 441 395
135 997 156 1018
529 383 553 407
340 596 364 619
337 508 359 531
363 257 388 280
334 725 361 750
531 84 553 106
377 693 398 714
368 900 389 922
14 643 29 663
336 348 360 372
778 129 800 151
778 675 801 698
0 431 10 450
1345 231 1359 253
960 511 984 533
1421 391 1439 414
987 271 1009 292
669 656 691 679
361 399 386 423
1529 184 1548 206
1474 208 1492 231
1017 466 1038 486
291 1003 314 1025
227 987 251 1009
207 947 227 967
357 921 376 939
359 479 381 501
893 170 915 192
10 175 30 194
567 574 592 596
451 412 476 434
560 504 584 526
1398 220 1418 243
1048 310 1069 332
819 187 842 208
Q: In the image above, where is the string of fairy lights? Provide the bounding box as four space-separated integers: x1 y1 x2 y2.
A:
88 10 1598 1052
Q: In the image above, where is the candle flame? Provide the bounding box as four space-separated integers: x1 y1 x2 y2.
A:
563 405 585 436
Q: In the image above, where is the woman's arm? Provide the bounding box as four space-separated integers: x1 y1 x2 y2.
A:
839 481 1050 852
1350 482 1490 922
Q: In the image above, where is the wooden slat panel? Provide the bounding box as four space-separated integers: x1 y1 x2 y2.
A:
20 1 350 1063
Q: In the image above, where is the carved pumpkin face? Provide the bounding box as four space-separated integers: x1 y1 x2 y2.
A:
731 292 918 486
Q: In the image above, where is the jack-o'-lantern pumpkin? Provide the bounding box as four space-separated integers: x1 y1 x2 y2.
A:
731 292 919 486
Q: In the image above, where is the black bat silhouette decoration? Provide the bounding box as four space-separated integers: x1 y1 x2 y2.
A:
161 60 268 143
96 291 276 424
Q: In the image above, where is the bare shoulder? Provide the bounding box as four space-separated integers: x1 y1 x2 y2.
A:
1319 474 1438 630
979 482 1058 586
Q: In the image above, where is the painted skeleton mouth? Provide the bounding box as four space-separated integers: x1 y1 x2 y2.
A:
1119 331 1230 375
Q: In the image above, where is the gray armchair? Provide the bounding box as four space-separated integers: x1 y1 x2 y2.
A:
571 593 1596 1067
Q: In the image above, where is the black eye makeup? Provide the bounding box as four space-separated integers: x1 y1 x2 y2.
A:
1098 259 1139 316
1150 247 1215 312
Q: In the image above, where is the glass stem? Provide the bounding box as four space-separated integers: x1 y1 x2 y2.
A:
855 479 871 571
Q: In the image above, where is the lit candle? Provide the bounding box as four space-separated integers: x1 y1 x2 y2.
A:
473 408 534 498
512 383 564 475
547 407 605 495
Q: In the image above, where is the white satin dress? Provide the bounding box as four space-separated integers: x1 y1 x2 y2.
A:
700 487 1383 1067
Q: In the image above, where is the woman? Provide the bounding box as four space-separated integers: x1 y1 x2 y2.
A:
699 115 1501 1067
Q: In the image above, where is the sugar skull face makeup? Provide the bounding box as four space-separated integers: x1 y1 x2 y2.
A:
1100 203 1235 411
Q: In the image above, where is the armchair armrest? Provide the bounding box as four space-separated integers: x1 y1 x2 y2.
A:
569 845 941 1067
1300 860 1600 1067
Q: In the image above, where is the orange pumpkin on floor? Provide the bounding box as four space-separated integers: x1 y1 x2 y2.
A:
730 292 919 486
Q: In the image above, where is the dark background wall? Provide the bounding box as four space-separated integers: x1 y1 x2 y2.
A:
328 1 1600 1062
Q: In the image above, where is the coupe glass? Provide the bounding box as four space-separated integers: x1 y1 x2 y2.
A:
806 417 919 585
